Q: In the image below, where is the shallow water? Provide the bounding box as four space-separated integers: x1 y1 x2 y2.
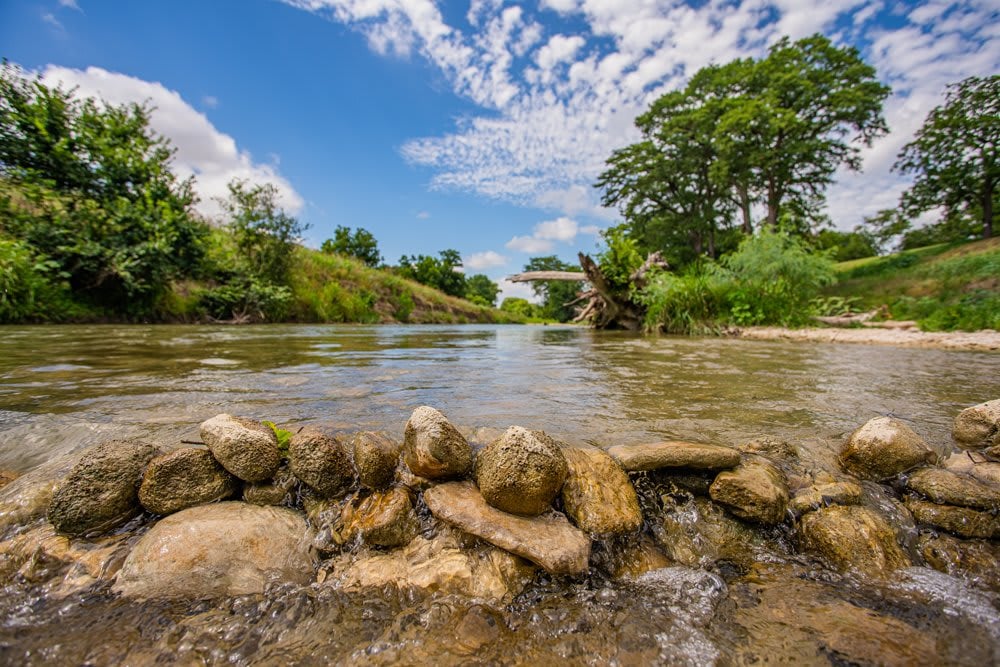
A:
1 324 999 665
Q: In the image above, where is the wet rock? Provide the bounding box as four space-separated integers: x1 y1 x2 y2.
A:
0 450 87 534
904 497 1000 539
395 465 435 493
0 469 19 490
560 444 642 535
474 427 568 516
608 441 741 472
839 416 936 480
243 465 298 506
798 505 911 575
788 481 863 516
916 532 1000 592
289 427 354 498
609 536 671 579
403 406 473 480
199 414 281 483
47 439 162 537
351 431 400 490
737 436 799 462
337 487 418 548
114 501 314 599
987 445 1000 460
138 447 237 515
423 481 590 574
942 451 1000 486
709 458 789 525
953 399 1000 449
905 466 1000 511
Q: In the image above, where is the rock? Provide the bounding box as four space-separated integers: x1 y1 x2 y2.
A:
474 427 568 516
402 406 473 480
560 444 642 535
138 447 238 515
288 427 354 498
423 481 590 575
609 537 671 579
337 487 418 548
953 399 1000 449
0 469 19 490
199 414 281 483
709 458 789 525
243 465 298 506
904 497 1000 539
47 439 162 537
0 449 87 534
798 505 911 575
916 532 1000 592
114 501 314 599
351 431 400 490
905 466 1000 511
607 441 741 472
788 481 863 515
987 445 1000 460
942 451 1000 486
839 416 936 480
737 436 799 462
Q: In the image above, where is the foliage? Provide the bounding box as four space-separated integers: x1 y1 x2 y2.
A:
499 297 541 319
637 266 730 334
894 75 999 240
863 208 911 253
596 226 644 293
320 225 382 267
396 249 467 298
522 255 582 322
197 277 292 322
464 273 500 307
811 228 878 262
262 421 293 457
899 213 980 250
0 236 66 322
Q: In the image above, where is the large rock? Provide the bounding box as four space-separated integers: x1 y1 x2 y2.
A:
403 406 473 480
709 458 789 525
788 481 863 516
839 416 936 480
916 532 1000 592
904 497 1000 539
199 414 281 482
953 399 1000 449
474 427 568 516
798 505 910 575
337 487 418 548
905 466 1000 511
560 444 642 535
423 481 591 574
289 427 355 498
138 447 237 515
942 451 1000 486
47 439 162 537
114 501 314 599
351 431 400 490
607 441 741 472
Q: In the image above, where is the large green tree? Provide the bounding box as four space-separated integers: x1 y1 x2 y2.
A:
464 273 500 307
321 225 382 266
397 249 466 297
894 75 999 240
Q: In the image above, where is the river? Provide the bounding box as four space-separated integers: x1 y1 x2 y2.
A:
1 324 999 664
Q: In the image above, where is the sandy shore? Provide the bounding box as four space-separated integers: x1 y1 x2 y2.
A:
733 326 1000 352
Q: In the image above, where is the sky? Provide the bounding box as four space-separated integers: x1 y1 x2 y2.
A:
1 0 997 301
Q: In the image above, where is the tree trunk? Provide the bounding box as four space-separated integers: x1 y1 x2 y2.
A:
766 180 779 228
738 184 753 235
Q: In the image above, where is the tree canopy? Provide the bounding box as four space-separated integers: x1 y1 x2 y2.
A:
321 225 382 266
522 255 582 321
397 249 466 298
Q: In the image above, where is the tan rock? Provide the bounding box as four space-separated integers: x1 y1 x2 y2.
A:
709 458 789 525
0 469 19 490
199 414 281 483
0 523 127 595
941 451 1000 486
916 532 1000 592
289 427 355 498
423 481 590 574
474 427 568 516
139 447 238 515
905 497 1000 540
243 465 298 506
798 505 910 575
953 399 1000 449
560 444 642 535
403 406 472 480
839 416 936 480
607 441 741 472
351 431 400 490
609 537 671 579
338 487 418 548
737 436 799 461
788 481 863 515
906 466 1000 511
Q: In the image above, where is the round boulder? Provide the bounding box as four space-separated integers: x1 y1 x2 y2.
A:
199 414 281 482
474 426 568 516
403 406 473 480
289 427 355 498
799 504 910 576
351 431 401 490
47 439 162 537
953 399 1000 450
839 416 936 480
138 447 237 515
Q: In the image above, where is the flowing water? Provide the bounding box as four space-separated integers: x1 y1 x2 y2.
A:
1 324 999 665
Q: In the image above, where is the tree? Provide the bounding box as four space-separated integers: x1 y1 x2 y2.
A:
464 274 499 306
320 225 382 266
396 249 466 297
522 256 582 321
894 75 999 240
499 297 539 319
811 227 878 262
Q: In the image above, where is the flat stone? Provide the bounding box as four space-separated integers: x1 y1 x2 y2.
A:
114 501 314 599
199 414 281 483
403 406 473 480
139 447 238 515
788 481 863 516
709 458 789 525
799 505 911 576
351 431 400 490
905 498 1000 540
839 416 936 480
474 427 568 516
423 481 591 575
607 441 741 472
289 427 355 498
906 466 1000 511
942 452 1000 487
953 399 1000 449
560 444 642 535
338 487 418 548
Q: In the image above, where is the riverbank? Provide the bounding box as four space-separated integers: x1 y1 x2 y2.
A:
734 325 1000 352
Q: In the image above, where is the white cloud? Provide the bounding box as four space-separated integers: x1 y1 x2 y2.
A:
416 210 431 219
464 250 508 269
58 0 81 10
202 95 219 109
41 12 64 30
534 216 578 241
498 278 541 304
506 235 553 253
39 66 303 219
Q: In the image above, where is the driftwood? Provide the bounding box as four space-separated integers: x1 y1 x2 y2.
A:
508 270 587 283
812 306 916 330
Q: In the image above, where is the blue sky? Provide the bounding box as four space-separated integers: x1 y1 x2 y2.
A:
1 0 997 300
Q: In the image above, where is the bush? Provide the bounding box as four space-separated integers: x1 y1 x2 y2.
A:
197 278 292 322
0 237 74 322
638 266 729 334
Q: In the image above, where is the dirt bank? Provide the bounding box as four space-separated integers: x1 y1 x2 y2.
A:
733 326 1000 352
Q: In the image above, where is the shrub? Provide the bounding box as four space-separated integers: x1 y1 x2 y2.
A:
638 266 729 334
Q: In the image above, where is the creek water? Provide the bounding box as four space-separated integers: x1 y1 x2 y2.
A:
1 323 999 665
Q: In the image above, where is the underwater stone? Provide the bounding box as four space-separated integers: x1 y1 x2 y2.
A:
199 414 281 483
799 504 911 576
139 447 238 515
839 416 936 480
788 481 863 516
474 427 568 517
289 427 355 498
905 466 1000 511
243 464 298 506
403 406 473 480
904 498 1000 540
338 487 418 548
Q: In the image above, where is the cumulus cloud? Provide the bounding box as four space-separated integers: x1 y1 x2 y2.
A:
40 66 303 219
506 235 553 253
464 250 508 269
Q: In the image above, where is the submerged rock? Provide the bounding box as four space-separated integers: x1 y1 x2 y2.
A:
709 458 789 525
0 450 87 534
788 481 863 516
608 536 672 579
423 481 590 574
289 427 354 498
560 444 642 535
953 399 1000 449
839 416 936 480
607 441 741 472
798 505 910 575
47 439 162 537
243 465 298 506
916 532 1000 592
199 414 281 483
0 469 18 490
351 431 401 490
474 427 568 516
139 447 237 515
737 436 799 462
904 498 1000 540
114 501 314 599
402 406 473 480
338 487 418 548
905 466 1000 511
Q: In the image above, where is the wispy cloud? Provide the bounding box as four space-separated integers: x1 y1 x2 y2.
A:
416 210 431 219
202 95 219 109
464 250 508 269
41 12 65 31
58 0 82 10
